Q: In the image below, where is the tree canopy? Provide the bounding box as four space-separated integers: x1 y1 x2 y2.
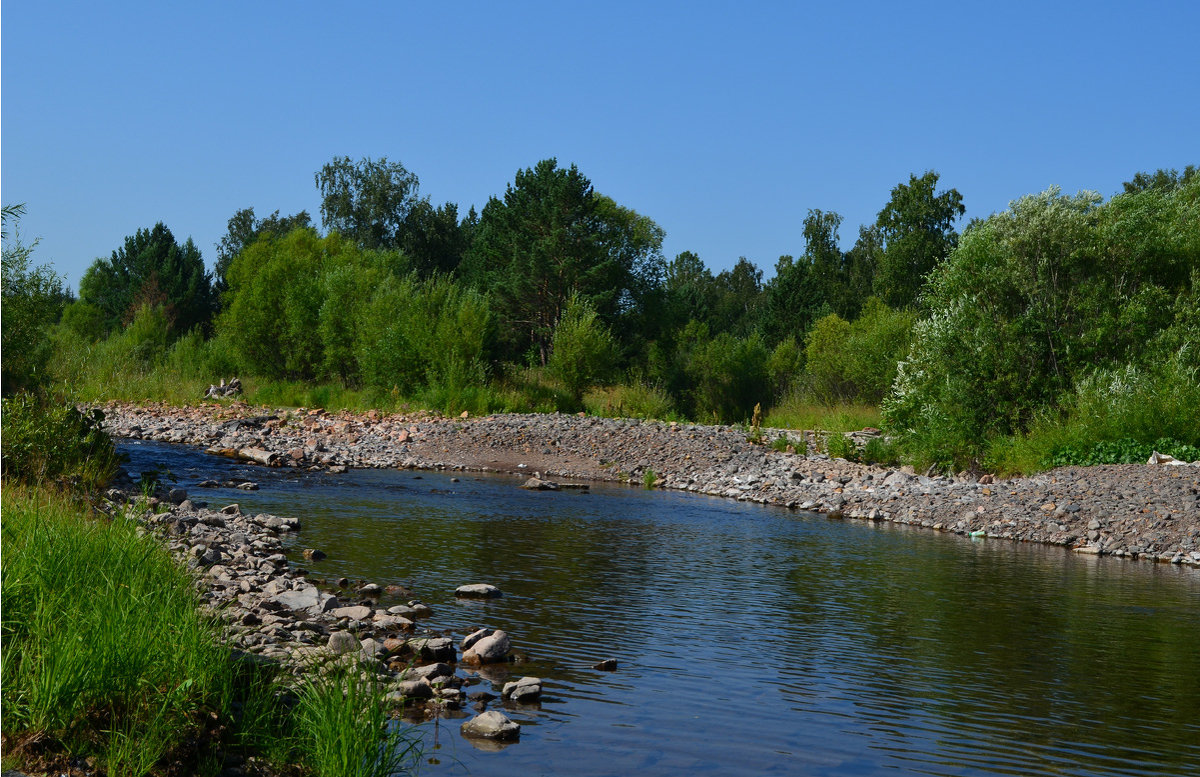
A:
76 222 214 336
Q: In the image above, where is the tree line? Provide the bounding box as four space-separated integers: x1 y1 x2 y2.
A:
4 161 1197 472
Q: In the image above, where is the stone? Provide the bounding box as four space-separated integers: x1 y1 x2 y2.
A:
327 631 359 654
455 583 502 598
392 679 433 699
501 676 542 702
358 583 384 597
271 586 336 616
302 548 327 561
521 477 558 490
168 488 188 504
398 662 453 683
462 629 510 665
331 605 373 621
593 659 619 671
460 710 520 741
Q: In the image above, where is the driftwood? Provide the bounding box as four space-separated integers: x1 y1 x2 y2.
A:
204 377 243 399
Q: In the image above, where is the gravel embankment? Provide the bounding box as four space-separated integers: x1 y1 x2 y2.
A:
102 401 1200 567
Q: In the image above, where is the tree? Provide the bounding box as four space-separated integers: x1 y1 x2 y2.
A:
402 199 470 276
803 209 844 311
1122 165 1197 194
710 257 764 338
2 205 71 395
872 171 965 308
548 295 617 402
463 159 655 364
76 223 214 336
762 254 820 345
214 207 311 292
315 156 421 250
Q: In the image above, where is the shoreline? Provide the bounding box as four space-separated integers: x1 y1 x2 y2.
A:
100 400 1200 568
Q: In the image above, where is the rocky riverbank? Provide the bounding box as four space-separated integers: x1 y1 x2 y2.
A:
100 473 542 745
101 401 1200 568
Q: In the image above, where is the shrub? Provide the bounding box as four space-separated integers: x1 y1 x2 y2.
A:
548 295 617 402
804 298 914 405
685 330 769 423
885 180 1200 470
2 207 70 395
1 394 119 490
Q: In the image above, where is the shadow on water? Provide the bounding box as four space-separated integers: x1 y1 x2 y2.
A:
122 439 1200 777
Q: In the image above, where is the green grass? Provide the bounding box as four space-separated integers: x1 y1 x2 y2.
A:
0 484 420 776
293 662 420 777
1 486 239 775
763 399 882 434
583 381 678 420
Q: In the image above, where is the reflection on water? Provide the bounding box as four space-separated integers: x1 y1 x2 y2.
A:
123 439 1200 777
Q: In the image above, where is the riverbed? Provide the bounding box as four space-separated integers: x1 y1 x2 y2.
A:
122 439 1200 777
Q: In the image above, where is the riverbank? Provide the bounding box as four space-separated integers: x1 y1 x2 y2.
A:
100 401 1200 567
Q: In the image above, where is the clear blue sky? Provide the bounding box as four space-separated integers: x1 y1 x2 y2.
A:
4 1 1198 291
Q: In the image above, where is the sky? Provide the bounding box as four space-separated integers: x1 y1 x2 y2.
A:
3 1 1198 290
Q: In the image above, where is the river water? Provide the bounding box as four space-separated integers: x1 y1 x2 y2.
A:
121 439 1200 777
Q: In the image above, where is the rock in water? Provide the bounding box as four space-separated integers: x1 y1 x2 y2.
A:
461 710 520 740
502 676 542 702
455 583 502 598
461 628 511 665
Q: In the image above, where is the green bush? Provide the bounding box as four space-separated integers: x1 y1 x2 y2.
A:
548 295 617 402
823 432 857 460
804 298 914 404
2 206 70 396
1 394 120 490
685 330 769 423
766 335 804 400
886 180 1200 470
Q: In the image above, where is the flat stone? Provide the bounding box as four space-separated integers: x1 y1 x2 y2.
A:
331 605 373 621
455 583 502 598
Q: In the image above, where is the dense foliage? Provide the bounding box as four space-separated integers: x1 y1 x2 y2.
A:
8 159 1196 472
885 176 1199 468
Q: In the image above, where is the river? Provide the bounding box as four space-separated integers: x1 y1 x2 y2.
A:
121 439 1200 777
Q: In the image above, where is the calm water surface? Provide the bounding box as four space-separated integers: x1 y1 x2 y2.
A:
123 439 1200 777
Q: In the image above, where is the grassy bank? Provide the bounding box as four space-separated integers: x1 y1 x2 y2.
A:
0 395 420 777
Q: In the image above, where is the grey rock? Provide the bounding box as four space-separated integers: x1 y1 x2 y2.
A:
461 710 520 741
462 629 510 665
331 605 373 621
502 676 542 702
456 583 502 598
327 631 360 655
